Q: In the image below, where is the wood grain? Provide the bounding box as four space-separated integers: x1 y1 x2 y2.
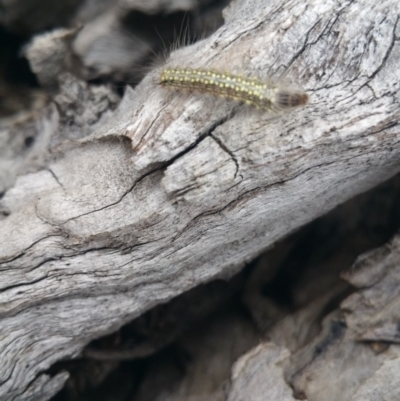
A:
1 0 400 399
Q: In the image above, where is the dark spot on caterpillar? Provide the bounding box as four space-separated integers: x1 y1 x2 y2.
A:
275 91 309 109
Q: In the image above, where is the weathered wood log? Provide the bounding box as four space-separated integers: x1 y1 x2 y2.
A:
1 0 400 399
282 235 400 401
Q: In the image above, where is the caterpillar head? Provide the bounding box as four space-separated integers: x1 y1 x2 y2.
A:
272 84 309 110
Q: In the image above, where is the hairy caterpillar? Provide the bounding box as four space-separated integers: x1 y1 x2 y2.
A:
159 68 309 112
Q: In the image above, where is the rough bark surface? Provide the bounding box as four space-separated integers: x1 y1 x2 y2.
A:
1 0 400 399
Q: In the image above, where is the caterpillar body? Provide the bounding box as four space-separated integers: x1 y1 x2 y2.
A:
159 68 309 112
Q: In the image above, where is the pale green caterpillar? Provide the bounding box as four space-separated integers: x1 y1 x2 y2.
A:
159 68 309 112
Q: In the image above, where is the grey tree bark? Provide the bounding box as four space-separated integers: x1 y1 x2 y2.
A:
1 0 400 399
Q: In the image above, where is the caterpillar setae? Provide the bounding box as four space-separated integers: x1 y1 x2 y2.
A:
159 68 309 112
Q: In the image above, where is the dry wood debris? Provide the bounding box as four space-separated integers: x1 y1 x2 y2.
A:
0 0 400 399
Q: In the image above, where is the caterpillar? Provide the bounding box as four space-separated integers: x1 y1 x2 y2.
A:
159 68 309 112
